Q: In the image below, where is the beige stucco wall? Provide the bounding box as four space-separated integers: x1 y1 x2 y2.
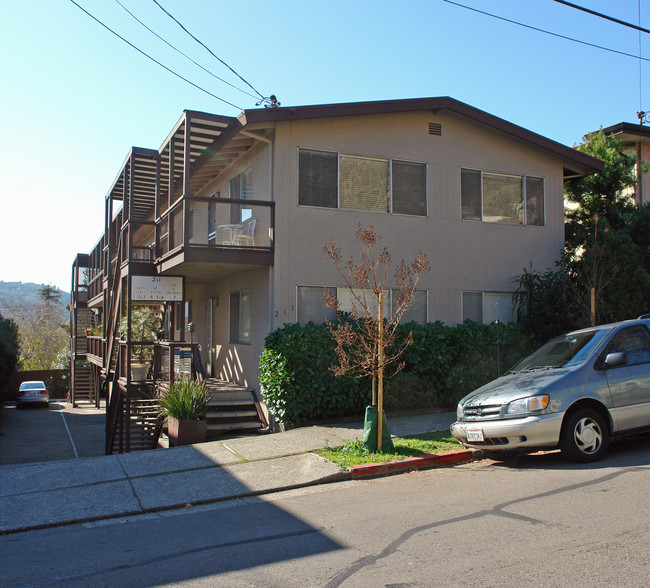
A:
179 108 569 394
269 110 565 328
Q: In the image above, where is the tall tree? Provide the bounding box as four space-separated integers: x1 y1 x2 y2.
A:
563 130 650 325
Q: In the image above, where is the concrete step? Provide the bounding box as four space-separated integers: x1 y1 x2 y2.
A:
206 421 262 431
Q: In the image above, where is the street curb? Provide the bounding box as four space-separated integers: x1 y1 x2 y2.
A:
348 449 474 479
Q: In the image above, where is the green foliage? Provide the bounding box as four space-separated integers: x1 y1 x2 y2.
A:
119 306 161 361
563 130 650 324
445 321 536 403
158 377 209 421
260 320 536 425
564 129 636 220
0 312 20 402
260 322 370 426
512 265 580 344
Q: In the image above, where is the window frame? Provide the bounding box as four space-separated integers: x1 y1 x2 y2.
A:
461 168 545 226
297 147 428 216
296 285 428 325
461 291 515 325
229 289 252 345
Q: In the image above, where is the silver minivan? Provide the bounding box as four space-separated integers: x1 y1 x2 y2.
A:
450 317 650 462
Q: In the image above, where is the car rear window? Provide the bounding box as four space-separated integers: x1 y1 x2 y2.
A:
20 382 46 390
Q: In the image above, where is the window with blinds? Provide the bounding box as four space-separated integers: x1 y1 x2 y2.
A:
525 177 544 226
461 168 545 226
298 149 337 208
298 148 426 215
339 155 389 212
393 160 427 215
482 173 522 224
461 168 482 221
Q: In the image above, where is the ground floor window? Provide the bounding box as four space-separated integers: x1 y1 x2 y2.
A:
297 286 427 325
230 289 251 344
462 291 514 324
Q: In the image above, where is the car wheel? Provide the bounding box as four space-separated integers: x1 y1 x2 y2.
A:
560 409 609 462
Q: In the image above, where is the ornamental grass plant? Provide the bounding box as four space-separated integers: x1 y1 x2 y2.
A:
158 377 210 421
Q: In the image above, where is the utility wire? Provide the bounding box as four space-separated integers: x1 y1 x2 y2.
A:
151 0 266 101
442 0 650 63
68 0 243 110
550 0 650 35
113 0 259 101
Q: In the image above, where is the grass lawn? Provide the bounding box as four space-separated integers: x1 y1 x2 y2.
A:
316 431 462 469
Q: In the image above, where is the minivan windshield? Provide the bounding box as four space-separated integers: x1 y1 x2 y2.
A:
509 329 610 372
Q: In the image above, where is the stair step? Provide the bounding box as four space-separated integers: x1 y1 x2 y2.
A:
207 422 262 431
206 410 257 418
207 399 255 407
206 391 253 402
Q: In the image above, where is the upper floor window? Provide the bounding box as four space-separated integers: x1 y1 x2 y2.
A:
230 165 253 222
461 169 544 226
298 148 426 216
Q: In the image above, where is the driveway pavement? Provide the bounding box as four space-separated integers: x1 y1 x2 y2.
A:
0 401 105 465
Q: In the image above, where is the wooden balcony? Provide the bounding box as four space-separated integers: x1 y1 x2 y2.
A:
153 196 274 277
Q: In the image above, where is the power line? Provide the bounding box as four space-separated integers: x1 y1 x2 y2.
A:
550 0 650 35
113 0 259 101
68 0 243 110
442 0 650 63
151 0 266 101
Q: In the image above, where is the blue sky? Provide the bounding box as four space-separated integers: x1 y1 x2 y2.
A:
1 0 647 291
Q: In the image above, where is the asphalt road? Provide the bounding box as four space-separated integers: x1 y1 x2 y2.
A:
2 434 650 587
0 402 105 465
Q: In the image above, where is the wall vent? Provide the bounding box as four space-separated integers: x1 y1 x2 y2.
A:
428 122 442 136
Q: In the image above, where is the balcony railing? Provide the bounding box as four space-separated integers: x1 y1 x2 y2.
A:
156 197 274 258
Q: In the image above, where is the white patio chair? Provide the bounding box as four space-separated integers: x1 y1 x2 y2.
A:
232 218 256 246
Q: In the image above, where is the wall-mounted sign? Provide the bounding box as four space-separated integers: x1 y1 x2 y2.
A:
132 276 183 301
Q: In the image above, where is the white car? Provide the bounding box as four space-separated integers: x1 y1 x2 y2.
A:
16 381 50 408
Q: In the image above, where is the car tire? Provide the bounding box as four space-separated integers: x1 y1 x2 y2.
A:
560 409 609 462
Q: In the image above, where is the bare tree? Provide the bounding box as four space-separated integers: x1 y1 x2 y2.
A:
322 223 429 449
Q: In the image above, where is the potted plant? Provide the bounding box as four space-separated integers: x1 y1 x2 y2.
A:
158 377 210 446
119 307 161 381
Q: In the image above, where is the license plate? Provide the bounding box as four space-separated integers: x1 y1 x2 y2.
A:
467 428 484 442
27 392 37 397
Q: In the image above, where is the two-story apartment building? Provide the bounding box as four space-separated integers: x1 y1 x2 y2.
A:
69 97 602 452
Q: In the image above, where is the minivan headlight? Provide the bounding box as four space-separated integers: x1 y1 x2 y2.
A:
506 395 549 415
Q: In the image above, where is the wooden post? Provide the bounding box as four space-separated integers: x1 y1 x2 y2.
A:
590 287 596 326
378 293 384 452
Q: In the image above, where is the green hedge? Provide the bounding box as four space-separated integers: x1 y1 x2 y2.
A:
260 320 537 426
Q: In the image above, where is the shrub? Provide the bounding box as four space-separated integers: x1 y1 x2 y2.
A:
158 377 209 421
260 322 370 426
260 320 536 425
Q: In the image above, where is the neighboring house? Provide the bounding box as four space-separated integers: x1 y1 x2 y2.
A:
69 97 602 451
602 121 650 206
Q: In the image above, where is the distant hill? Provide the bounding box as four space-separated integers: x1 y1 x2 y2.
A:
0 281 69 323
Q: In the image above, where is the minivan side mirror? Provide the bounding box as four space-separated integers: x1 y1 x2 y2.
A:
603 352 628 368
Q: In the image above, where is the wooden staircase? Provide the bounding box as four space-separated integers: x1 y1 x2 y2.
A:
71 364 95 406
204 378 269 438
109 397 162 454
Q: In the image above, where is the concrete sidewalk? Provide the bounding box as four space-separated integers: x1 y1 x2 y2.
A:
0 411 460 535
